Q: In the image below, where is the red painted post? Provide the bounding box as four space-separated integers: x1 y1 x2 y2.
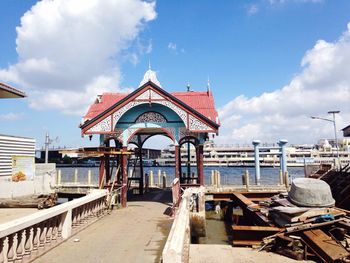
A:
121 147 128 208
174 145 180 180
198 144 204 186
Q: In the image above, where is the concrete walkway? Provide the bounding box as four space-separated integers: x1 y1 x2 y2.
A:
34 189 173 263
189 245 313 263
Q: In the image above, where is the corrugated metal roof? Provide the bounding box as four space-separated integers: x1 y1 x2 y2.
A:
0 82 26 98
84 90 219 125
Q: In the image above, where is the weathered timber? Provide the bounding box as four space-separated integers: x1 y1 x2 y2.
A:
0 194 57 209
302 229 350 262
232 225 282 247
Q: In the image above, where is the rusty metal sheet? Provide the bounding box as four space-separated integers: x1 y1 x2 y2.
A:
302 229 349 262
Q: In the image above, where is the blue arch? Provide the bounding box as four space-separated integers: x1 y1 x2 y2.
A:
116 103 184 128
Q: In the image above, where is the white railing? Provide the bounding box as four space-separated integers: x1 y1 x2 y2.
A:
162 189 191 263
0 189 107 263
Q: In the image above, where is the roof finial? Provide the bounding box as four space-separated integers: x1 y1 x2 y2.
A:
207 76 211 93
186 82 191 92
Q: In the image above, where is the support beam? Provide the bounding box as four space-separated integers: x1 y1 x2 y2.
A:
187 142 191 182
175 145 180 180
105 140 110 184
121 146 128 208
278 139 288 176
98 158 105 188
252 140 261 185
197 144 204 186
138 135 144 195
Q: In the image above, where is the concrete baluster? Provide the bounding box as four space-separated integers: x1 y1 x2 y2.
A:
88 170 92 185
7 233 16 261
76 208 82 226
32 225 40 251
0 237 5 263
39 223 47 248
162 172 167 188
23 228 33 257
57 217 63 240
150 171 154 187
16 230 26 260
46 219 53 244
158 170 161 186
51 217 58 243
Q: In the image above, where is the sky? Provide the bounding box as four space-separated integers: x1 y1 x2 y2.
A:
0 0 349 149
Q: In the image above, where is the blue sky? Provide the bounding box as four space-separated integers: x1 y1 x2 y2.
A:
1 0 350 149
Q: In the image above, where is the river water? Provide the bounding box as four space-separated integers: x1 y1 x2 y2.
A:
58 166 305 185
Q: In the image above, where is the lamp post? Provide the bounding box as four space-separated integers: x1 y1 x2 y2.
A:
311 111 340 167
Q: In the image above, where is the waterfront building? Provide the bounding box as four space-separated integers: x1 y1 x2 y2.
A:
155 139 350 167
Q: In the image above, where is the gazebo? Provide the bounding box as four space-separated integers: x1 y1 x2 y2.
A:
80 68 220 206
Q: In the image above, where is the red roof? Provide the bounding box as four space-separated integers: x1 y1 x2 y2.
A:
84 90 219 125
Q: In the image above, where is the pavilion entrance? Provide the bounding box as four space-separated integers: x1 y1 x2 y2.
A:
80 68 220 207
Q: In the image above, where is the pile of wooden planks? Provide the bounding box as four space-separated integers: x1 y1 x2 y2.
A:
220 191 350 262
260 194 350 262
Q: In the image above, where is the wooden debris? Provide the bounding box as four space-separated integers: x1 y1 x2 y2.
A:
0 194 57 209
302 229 350 262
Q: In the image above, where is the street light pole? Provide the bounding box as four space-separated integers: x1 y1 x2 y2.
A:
311 110 340 168
328 111 340 161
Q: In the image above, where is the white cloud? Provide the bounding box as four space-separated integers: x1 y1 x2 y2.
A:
268 0 323 4
247 4 259 15
0 0 157 116
0 113 23 121
168 42 177 50
216 23 350 145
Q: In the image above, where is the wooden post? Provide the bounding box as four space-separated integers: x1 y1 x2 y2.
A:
105 140 110 184
162 172 167 188
74 169 78 183
150 170 154 187
174 145 180 181
279 169 284 185
87 170 92 185
121 147 128 208
57 170 61 185
198 144 204 186
137 136 144 195
217 171 221 187
244 170 250 191
98 157 105 188
284 171 289 189
145 173 149 192
158 169 161 187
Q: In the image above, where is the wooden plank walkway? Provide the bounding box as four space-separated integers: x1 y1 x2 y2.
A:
33 189 173 263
